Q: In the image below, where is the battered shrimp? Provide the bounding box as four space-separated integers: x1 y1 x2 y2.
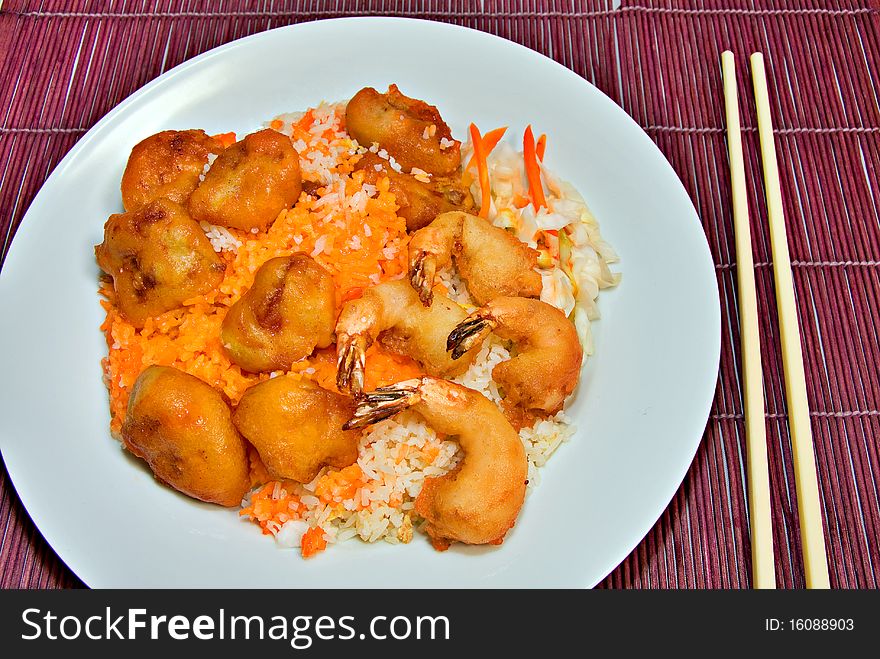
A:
344 376 527 548
233 376 359 483
335 279 480 396
95 198 226 328
354 152 474 232
122 366 251 507
120 129 221 211
447 297 583 414
221 254 335 373
409 211 542 306
188 129 302 232
345 85 461 176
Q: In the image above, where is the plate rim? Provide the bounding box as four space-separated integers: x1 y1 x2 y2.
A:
0 16 721 588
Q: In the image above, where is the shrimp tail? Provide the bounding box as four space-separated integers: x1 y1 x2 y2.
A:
447 314 495 359
409 251 436 307
336 334 367 396
342 379 423 429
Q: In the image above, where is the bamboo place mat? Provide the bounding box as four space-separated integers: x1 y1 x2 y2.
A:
1 0 879 589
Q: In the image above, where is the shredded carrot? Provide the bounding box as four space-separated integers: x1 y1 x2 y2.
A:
523 125 547 211
465 126 507 171
212 131 237 148
301 527 327 558
536 133 547 161
269 119 283 130
469 123 492 219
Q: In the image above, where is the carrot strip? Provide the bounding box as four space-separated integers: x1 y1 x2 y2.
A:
523 125 547 211
469 123 492 219
536 133 547 161
212 132 237 148
465 126 507 171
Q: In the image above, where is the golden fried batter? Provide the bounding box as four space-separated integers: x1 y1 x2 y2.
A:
221 254 336 373
354 152 473 232
95 198 225 328
120 129 222 211
233 376 359 483
122 366 251 507
346 85 461 176
188 129 302 232
409 211 542 306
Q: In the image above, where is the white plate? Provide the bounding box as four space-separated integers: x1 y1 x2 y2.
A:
0 18 719 588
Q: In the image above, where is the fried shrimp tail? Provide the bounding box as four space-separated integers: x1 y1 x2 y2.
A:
409 251 437 306
335 280 480 396
408 211 542 307
344 377 527 547
448 297 583 413
446 315 494 360
343 379 421 429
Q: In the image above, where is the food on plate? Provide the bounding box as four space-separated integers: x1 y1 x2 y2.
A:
345 377 527 548
345 84 461 176
188 128 302 232
220 254 335 373
335 279 480 396
95 198 225 328
121 365 250 507
98 86 619 558
354 152 473 231
408 210 542 306
120 129 222 211
233 376 359 483
447 297 583 414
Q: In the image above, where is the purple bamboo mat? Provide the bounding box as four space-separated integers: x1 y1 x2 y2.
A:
1 0 879 589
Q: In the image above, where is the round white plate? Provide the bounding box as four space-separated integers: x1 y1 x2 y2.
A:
0 18 719 588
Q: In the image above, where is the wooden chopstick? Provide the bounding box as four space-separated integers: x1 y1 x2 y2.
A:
750 52 831 589
721 51 776 590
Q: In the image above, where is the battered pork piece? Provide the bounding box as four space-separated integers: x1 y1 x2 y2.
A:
346 85 462 176
354 152 473 232
120 129 222 211
233 376 359 483
220 254 336 373
188 129 302 232
95 198 225 328
122 366 251 507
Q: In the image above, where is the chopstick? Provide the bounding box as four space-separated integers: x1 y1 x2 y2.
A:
750 52 830 589
721 51 776 590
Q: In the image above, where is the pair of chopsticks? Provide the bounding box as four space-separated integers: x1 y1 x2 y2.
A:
721 52 830 589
